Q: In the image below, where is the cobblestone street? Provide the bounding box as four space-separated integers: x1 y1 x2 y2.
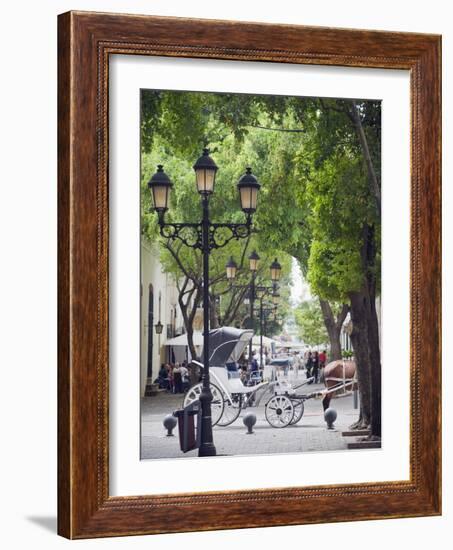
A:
141 380 361 459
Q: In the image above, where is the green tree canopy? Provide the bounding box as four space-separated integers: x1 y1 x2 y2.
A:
294 299 328 346
140 88 380 344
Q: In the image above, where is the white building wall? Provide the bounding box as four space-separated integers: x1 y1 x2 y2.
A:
140 238 184 396
340 297 382 357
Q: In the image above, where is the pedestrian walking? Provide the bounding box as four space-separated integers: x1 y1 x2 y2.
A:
305 351 313 380
180 361 189 392
250 351 259 373
168 363 175 393
312 351 320 383
173 363 183 393
319 349 327 383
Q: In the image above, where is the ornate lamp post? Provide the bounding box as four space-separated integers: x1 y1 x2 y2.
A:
258 301 280 366
148 149 260 457
255 257 281 367
271 291 280 306
225 250 260 363
270 258 282 283
247 251 260 362
226 257 238 281
262 303 279 351
227 255 281 369
255 287 275 369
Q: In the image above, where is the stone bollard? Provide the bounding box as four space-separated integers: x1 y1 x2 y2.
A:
243 412 257 434
163 414 177 436
324 408 337 430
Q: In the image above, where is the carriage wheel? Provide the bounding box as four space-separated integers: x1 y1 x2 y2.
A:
183 383 224 427
217 394 242 427
265 395 294 428
290 399 305 425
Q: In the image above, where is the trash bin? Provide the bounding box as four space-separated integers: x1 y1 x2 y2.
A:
174 400 201 453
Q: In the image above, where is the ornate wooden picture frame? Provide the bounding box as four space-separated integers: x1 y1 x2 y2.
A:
58 11 441 539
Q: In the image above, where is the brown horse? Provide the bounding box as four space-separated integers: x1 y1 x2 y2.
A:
321 360 357 410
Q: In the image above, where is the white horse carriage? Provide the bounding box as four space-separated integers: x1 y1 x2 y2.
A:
183 327 315 428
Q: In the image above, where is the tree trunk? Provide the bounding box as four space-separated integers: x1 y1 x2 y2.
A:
185 324 197 361
328 327 342 361
348 104 382 437
319 300 348 361
220 287 247 327
365 226 381 438
367 295 381 438
209 295 219 329
349 290 372 429
349 101 381 213
347 228 381 437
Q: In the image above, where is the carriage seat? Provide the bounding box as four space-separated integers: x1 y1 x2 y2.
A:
211 366 268 395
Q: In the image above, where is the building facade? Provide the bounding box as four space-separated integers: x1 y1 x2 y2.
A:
140 238 185 396
340 297 382 357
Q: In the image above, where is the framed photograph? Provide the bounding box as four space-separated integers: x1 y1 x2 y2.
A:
58 11 441 538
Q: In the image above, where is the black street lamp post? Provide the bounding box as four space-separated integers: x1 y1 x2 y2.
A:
255 287 277 368
255 259 281 367
226 250 261 364
248 251 259 362
256 299 279 366
261 304 279 347
226 254 281 368
148 149 261 457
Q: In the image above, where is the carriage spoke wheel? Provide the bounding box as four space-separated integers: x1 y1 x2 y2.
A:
183 383 224 427
217 394 242 427
265 395 294 428
290 399 305 425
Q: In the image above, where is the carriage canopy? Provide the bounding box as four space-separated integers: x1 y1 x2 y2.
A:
205 327 254 367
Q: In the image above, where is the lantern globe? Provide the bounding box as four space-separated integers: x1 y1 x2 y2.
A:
237 167 261 213
148 165 173 212
270 258 282 281
193 148 218 195
225 257 238 280
248 250 260 272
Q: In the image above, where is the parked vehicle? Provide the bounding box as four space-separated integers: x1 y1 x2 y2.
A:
183 327 317 428
267 356 293 378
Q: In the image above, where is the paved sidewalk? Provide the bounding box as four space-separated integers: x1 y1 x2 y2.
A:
141 380 361 460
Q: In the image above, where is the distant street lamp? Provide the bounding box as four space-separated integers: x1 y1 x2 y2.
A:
270 258 282 282
226 255 281 368
148 150 260 457
262 304 278 346
225 250 261 362
256 291 278 368
249 250 260 272
247 250 260 361
226 257 238 281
